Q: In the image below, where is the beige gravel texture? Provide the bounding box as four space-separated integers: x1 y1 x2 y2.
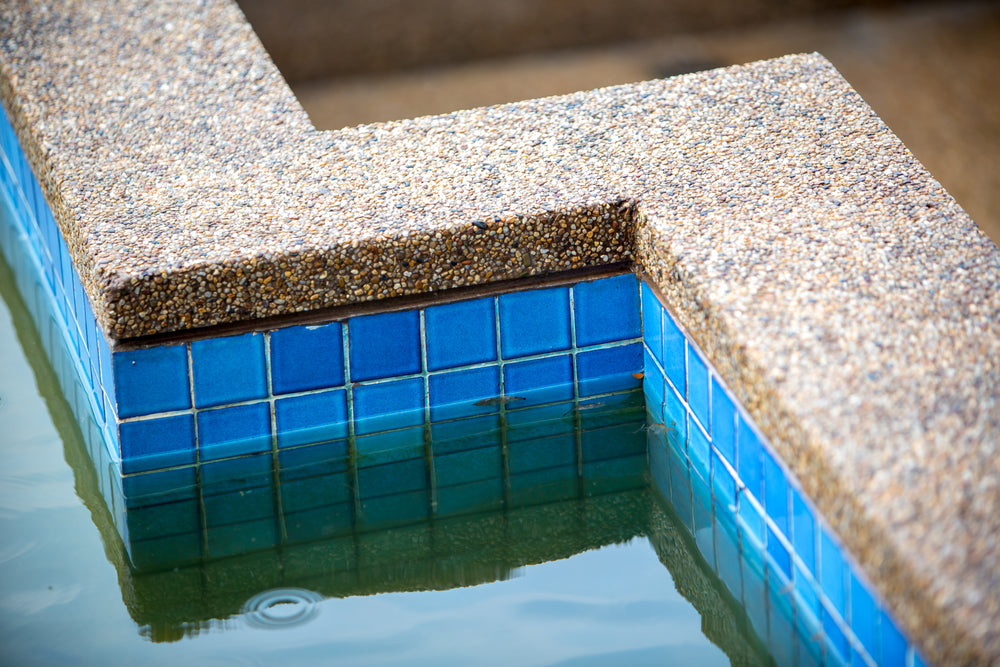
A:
1 0 999 664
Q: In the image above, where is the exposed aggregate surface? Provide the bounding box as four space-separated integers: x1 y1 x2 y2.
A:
1 0 999 663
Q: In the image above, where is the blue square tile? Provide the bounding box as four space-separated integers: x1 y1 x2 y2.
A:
642 349 665 423
436 478 503 517
767 524 792 580
275 389 348 448
851 573 879 660
122 466 198 507
279 439 349 479
688 417 710 483
355 426 425 465
429 366 500 421
821 526 848 619
764 448 790 538
739 491 765 550
112 343 191 418
503 355 574 406
573 274 640 347
353 377 425 435
640 282 664 366
687 345 710 430
661 308 686 396
711 377 736 465
792 487 817 575
711 449 737 511
201 453 274 495
358 457 428 499
742 553 769 640
507 434 576 474
879 610 907 667
191 333 267 408
576 342 643 397
714 505 743 599
270 322 345 394
663 377 687 447
795 560 821 622
498 286 570 358
435 446 502 487
425 297 497 371
737 416 764 501
348 310 421 382
430 415 502 455
119 414 196 473
822 603 851 663
197 402 272 460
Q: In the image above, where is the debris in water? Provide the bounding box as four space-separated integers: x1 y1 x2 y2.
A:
474 396 526 406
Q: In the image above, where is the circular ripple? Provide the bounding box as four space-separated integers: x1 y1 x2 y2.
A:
241 588 323 629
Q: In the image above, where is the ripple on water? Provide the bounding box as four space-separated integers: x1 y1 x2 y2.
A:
241 588 323 630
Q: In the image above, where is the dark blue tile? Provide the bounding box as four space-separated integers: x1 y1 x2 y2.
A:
503 355 574 406
880 610 907 667
792 486 817 575
112 343 190 418
763 448 790 538
119 414 196 473
279 439 349 479
122 466 197 507
201 453 273 496
358 489 429 530
661 308 686 396
436 478 503 517
738 416 764 501
191 333 267 408
348 310 421 382
270 322 345 394
640 282 663 366
507 434 575 474
197 402 272 460
429 366 500 421
353 377 425 435
711 377 736 465
284 503 353 542
851 572 879 660
687 345 710 431
355 426 425 466
206 519 277 558
498 286 570 358
576 343 643 397
430 415 502 455
767 524 792 580
275 389 348 448
573 274 640 346
425 297 497 371
358 458 428 499
130 533 201 570
820 526 848 619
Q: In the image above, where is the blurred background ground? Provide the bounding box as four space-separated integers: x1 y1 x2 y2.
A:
240 0 1000 243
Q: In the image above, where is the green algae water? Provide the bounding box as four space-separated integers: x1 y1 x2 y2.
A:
0 256 775 666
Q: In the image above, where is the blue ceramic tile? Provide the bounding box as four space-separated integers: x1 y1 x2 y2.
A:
270 322 345 394
742 554 769 640
688 417 710 483
429 366 500 421
498 286 570 358
663 377 687 447
122 466 197 506
693 490 715 566
642 350 665 423
851 573 879 660
112 344 191 418
348 310 421 382
821 526 848 619
764 448 790 537
504 403 574 442
714 503 743 600
738 490 765 549
197 402 272 460
425 297 497 371
573 274 640 346
822 604 851 664
507 434 575 474
358 458 427 498
434 446 502 487
201 453 273 495
436 478 503 517
767 524 792 580
358 489 429 530
792 487 817 575
711 377 736 465
795 561 821 623
119 414 196 473
353 377 425 435
285 504 353 542
687 345 710 431
879 610 907 666
711 449 737 510
275 389 348 448
207 519 277 558
576 342 642 397
738 416 764 501
126 497 200 540
640 282 663 366
661 308 686 396
191 333 267 408
279 439 349 479
503 355 574 406
430 415 502 455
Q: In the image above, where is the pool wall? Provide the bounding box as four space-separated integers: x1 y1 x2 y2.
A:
2 2 999 663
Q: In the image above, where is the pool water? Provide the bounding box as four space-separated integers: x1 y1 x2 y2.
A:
0 255 781 665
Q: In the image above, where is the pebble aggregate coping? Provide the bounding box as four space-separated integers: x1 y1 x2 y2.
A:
1 0 998 664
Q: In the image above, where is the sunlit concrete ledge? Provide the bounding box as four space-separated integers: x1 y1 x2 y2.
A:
1 0 999 663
